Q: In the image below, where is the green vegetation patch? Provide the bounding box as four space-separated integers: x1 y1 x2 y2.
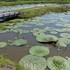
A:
60 33 70 39
36 34 58 43
12 39 27 46
19 55 47 70
0 42 7 48
29 46 49 57
16 6 67 19
47 56 70 70
0 55 15 68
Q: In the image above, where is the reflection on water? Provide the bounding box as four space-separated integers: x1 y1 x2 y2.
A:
0 13 70 63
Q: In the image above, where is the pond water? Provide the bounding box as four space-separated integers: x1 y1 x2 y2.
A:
0 13 70 69
0 4 60 13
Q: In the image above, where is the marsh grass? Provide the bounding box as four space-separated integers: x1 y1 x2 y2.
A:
17 6 68 19
0 1 70 6
0 55 15 68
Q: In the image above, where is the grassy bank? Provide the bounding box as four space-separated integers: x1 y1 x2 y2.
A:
16 6 68 19
0 6 68 30
0 1 70 6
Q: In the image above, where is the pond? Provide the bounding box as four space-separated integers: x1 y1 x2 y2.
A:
0 13 70 70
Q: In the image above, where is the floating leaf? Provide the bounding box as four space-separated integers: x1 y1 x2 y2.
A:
19 55 47 70
36 34 58 43
12 39 27 46
0 42 7 48
54 40 66 48
58 38 70 44
29 46 49 57
47 56 69 70
50 31 57 34
60 33 70 38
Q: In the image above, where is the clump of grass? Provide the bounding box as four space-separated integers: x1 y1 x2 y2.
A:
8 19 24 23
17 6 68 19
0 55 15 68
0 1 70 6
0 55 24 70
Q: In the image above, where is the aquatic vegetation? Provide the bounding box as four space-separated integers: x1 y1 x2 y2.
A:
8 19 24 23
11 29 29 35
54 40 67 48
58 38 70 44
19 55 47 70
36 34 58 43
47 56 70 70
0 42 7 48
29 46 49 57
0 55 15 68
50 31 57 34
12 39 27 46
33 32 45 37
17 6 67 19
60 33 70 38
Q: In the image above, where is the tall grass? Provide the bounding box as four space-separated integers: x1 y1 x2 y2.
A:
16 6 68 19
0 0 70 6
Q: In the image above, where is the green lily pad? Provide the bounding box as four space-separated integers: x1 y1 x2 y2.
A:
60 33 70 38
36 34 58 43
12 39 27 46
33 32 45 37
19 55 47 70
50 31 57 34
54 40 67 48
0 42 7 48
12 29 29 34
47 56 70 70
58 38 70 44
29 46 49 57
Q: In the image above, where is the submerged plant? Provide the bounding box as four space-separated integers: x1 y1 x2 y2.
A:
12 39 27 46
29 46 50 57
0 42 7 48
19 55 47 70
47 56 70 70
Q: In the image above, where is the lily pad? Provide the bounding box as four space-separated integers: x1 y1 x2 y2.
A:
47 56 70 70
19 55 47 70
60 33 70 38
33 32 45 37
12 39 27 46
58 38 70 44
54 40 67 48
11 29 29 35
50 31 57 34
0 42 7 48
29 46 49 57
36 34 58 43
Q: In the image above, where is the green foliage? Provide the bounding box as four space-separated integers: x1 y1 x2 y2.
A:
12 39 27 46
47 56 70 70
17 6 67 19
0 0 70 6
29 46 50 57
19 55 47 70
36 34 58 43
0 55 15 68
0 42 7 48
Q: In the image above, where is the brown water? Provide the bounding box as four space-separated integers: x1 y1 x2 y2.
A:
0 13 70 66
